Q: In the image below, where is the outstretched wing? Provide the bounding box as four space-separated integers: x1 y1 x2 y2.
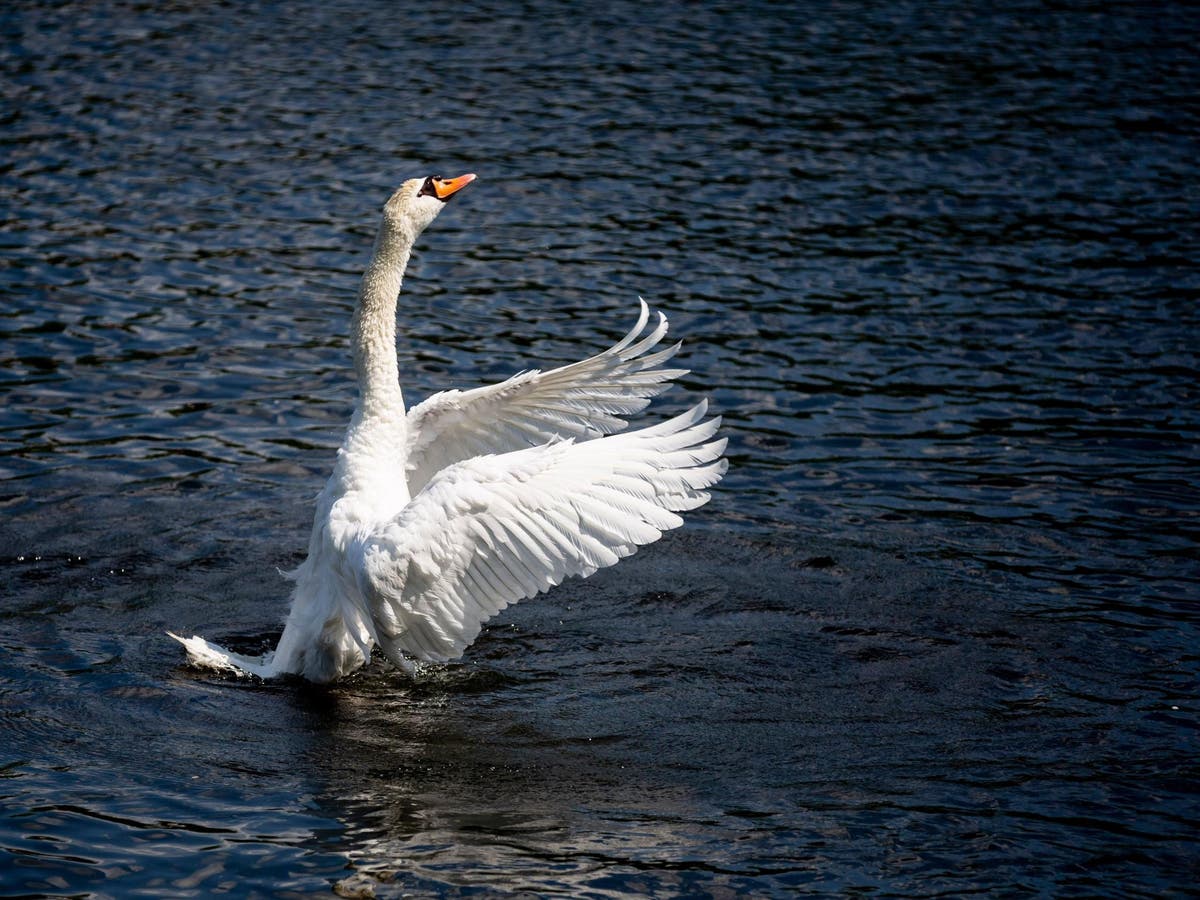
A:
354 401 727 667
403 300 687 494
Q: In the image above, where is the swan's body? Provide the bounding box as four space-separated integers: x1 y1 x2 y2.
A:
171 173 726 683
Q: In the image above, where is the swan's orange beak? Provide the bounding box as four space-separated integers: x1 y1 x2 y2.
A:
430 173 476 200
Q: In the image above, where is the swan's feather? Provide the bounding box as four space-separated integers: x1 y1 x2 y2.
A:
354 401 727 667
403 299 688 494
168 632 277 678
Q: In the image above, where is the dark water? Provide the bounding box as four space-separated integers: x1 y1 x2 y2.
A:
3 0 1199 895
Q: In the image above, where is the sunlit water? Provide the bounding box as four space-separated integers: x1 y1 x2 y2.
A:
2 1 1198 896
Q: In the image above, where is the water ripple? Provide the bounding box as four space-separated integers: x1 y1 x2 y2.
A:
3 0 1199 895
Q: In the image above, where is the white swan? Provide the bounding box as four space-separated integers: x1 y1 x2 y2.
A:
170 173 727 683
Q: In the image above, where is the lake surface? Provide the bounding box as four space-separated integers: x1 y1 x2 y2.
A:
2 0 1198 896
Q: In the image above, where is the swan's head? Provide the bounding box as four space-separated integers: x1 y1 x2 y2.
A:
384 173 476 235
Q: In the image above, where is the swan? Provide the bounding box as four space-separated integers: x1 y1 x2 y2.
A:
170 173 727 683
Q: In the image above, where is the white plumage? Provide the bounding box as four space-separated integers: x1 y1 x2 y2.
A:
171 173 727 682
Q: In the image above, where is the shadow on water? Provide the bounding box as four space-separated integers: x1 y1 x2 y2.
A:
208 530 999 896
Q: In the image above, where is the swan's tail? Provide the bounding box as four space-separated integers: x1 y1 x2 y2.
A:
168 632 277 679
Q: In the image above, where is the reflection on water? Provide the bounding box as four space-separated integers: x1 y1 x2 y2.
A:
2 0 1199 896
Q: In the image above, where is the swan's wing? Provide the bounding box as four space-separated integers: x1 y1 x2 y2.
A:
356 401 726 667
404 300 688 494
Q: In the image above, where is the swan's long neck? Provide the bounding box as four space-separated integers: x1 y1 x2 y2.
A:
352 218 416 415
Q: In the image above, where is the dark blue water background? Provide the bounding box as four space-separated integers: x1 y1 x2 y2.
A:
2 1 1198 896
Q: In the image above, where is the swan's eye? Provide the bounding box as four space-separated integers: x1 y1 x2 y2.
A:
418 177 439 198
